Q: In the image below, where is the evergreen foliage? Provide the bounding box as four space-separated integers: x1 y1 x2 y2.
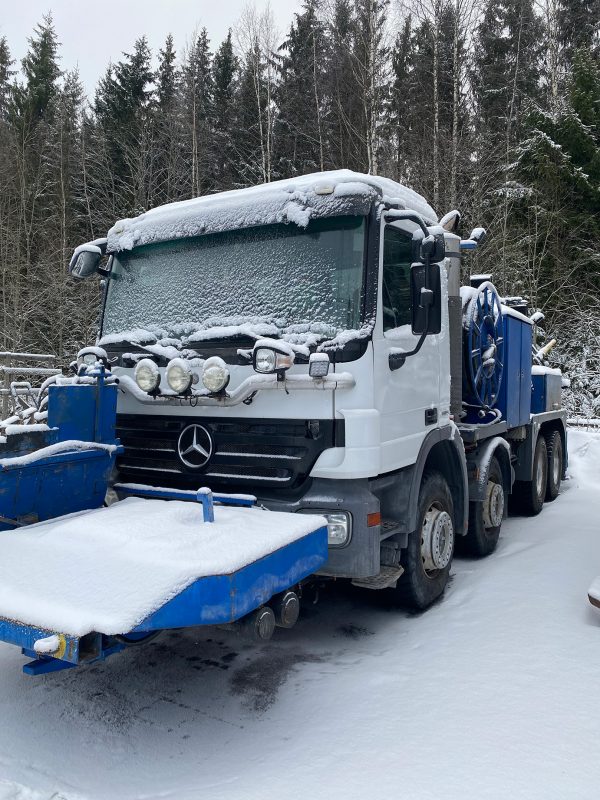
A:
0 2 598 411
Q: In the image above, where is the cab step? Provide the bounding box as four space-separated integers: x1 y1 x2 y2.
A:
352 565 404 590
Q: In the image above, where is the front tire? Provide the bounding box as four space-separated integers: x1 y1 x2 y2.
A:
513 435 547 516
395 471 454 610
545 430 563 502
462 456 504 557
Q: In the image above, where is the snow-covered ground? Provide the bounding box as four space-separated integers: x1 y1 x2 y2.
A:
1 428 599 800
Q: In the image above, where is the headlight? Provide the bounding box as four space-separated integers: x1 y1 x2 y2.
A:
253 339 295 374
298 509 351 546
202 356 230 393
255 348 277 373
166 358 193 393
134 358 160 393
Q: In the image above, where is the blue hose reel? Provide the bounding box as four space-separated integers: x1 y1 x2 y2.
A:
462 282 505 417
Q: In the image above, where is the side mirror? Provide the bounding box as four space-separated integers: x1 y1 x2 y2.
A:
469 227 486 245
69 238 108 279
410 262 441 335
69 246 102 279
412 232 445 264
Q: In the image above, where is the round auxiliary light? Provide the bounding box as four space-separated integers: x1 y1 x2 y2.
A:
166 358 193 393
202 356 230 394
134 358 160 393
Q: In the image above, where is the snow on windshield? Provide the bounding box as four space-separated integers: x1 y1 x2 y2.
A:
101 216 367 350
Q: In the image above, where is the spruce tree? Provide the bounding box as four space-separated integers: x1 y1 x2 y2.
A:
14 13 61 124
94 37 155 215
386 18 413 183
352 0 390 174
274 0 329 177
212 31 238 189
325 0 363 170
558 0 600 59
473 0 543 142
157 34 178 113
182 28 214 196
153 34 183 206
231 45 268 187
0 37 15 121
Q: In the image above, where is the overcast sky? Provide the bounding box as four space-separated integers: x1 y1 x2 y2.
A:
1 1 301 95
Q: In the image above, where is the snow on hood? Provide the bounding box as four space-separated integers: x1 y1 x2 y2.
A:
106 170 437 252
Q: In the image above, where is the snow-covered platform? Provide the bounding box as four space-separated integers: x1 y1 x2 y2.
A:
0 496 327 669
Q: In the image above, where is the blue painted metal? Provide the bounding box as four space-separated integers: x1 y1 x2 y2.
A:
0 518 327 673
0 617 81 663
133 525 328 631
531 371 562 414
0 374 122 530
114 483 256 508
496 314 533 427
23 656 78 676
197 490 214 522
47 370 118 445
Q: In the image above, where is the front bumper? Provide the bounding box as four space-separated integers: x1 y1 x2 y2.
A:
261 477 380 579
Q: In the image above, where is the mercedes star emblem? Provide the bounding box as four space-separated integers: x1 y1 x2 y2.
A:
177 424 213 469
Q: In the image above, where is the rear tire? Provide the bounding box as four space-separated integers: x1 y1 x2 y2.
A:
513 435 547 516
462 457 504 557
395 471 454 610
545 430 563 502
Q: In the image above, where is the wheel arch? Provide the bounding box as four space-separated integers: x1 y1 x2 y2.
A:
466 436 512 503
409 427 469 536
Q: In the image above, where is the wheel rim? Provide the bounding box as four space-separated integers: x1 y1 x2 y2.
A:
536 453 545 497
552 444 561 486
421 502 454 576
483 480 504 530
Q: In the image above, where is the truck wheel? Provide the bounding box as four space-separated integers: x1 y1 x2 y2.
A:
395 471 454 610
462 457 504 557
513 435 547 516
545 430 563 502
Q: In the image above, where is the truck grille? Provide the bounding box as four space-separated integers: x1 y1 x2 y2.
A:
115 414 343 494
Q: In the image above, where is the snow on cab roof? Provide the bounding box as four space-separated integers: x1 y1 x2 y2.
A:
106 169 438 252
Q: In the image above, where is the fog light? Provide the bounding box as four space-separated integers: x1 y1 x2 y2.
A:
309 352 330 378
134 358 160 393
166 358 193 393
202 356 230 393
77 346 108 367
298 509 351 546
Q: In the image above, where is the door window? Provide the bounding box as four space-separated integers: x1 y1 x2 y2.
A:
382 226 412 332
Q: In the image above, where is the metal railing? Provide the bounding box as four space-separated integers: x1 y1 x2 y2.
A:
0 352 61 420
567 418 600 430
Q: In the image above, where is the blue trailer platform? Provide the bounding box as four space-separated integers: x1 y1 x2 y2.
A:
0 486 328 675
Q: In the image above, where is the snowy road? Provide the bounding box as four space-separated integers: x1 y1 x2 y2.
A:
1 429 600 800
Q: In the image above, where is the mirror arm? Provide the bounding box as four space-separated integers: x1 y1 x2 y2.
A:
383 209 429 239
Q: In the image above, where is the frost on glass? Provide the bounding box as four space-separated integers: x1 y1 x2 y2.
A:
102 216 366 347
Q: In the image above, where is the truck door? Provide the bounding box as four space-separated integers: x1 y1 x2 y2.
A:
373 221 444 472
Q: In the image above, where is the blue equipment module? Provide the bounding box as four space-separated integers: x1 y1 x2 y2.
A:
496 312 533 428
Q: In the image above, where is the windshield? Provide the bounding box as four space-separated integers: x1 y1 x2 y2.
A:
101 216 366 348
